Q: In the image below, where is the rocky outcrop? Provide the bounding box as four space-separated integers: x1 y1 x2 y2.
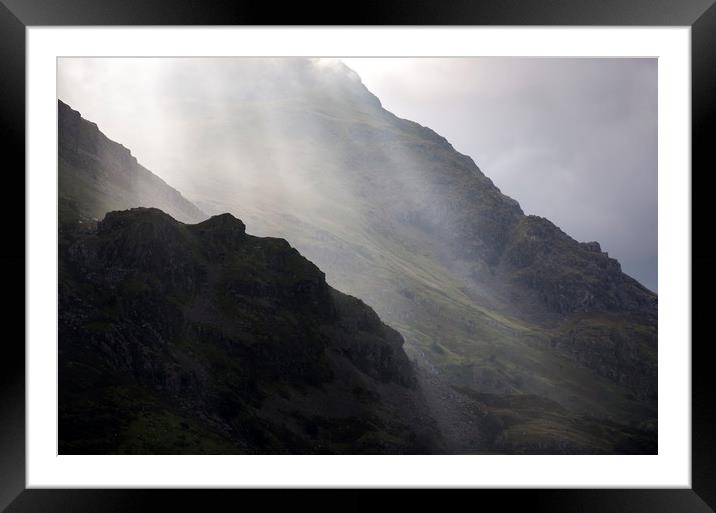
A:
59 208 437 454
499 215 657 316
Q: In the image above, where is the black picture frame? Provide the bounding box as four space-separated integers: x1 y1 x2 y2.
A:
1 1 713 511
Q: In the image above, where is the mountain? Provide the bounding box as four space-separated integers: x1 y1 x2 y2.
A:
58 100 205 225
57 58 657 454
145 59 656 452
59 207 439 454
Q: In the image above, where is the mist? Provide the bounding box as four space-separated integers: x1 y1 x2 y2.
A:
58 57 657 292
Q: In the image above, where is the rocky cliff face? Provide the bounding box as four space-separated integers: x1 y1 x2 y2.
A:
59 208 438 454
496 215 656 317
58 100 205 224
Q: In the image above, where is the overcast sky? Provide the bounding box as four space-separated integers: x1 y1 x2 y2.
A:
58 57 657 291
344 58 657 291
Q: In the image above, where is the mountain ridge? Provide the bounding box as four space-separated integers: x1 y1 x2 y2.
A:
59 99 205 225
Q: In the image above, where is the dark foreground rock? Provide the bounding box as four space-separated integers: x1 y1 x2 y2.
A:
59 208 440 454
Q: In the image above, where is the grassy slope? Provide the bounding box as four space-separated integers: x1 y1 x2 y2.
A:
185 102 656 453
242 202 647 413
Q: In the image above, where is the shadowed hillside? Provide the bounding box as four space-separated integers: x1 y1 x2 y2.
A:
59 208 440 454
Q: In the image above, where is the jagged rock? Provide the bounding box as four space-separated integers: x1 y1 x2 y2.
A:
59 208 439 454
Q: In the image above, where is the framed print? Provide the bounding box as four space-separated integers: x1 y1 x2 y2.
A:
1 0 714 511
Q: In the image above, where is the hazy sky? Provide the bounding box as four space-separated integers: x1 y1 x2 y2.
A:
58 57 657 291
344 58 657 291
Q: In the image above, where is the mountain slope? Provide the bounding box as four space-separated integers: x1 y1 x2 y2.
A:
154 59 656 445
58 99 205 225
57 60 657 453
59 207 439 454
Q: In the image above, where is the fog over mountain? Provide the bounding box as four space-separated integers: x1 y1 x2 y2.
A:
58 57 658 292
57 58 657 454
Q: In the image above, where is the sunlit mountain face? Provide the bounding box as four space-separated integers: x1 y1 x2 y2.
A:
58 58 657 454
